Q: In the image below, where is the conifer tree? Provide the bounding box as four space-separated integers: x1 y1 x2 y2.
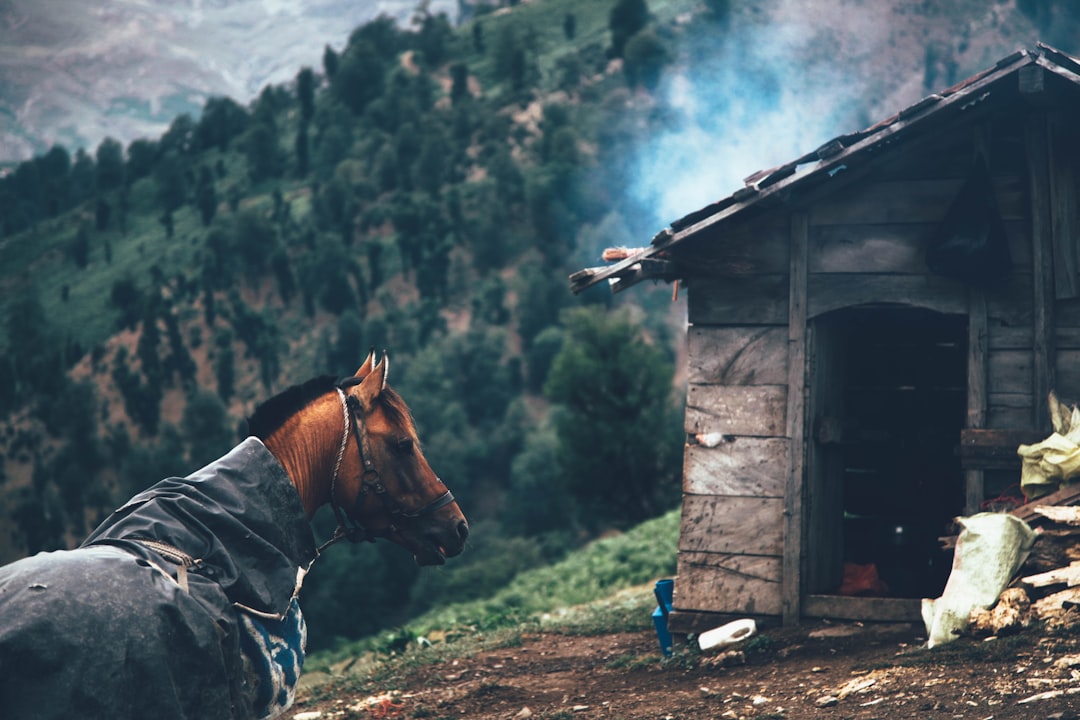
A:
609 0 649 59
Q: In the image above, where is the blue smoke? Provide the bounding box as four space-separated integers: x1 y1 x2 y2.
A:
628 17 869 231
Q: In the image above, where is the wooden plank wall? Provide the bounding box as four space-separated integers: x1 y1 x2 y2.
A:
1049 112 1080 419
806 132 1034 436
678 215 790 618
674 120 1049 623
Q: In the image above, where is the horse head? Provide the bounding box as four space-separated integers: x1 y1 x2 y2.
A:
332 350 468 566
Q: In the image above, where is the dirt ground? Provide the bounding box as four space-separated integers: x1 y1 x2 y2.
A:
291 619 1080 720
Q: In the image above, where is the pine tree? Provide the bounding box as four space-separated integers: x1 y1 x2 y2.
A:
297 66 316 124
609 0 649 59
545 307 682 529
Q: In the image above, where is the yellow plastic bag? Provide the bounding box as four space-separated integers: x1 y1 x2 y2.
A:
1017 391 1080 500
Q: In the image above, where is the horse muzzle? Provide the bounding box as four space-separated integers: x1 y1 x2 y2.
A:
404 515 468 566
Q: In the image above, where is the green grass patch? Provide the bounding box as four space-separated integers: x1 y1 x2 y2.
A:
305 506 679 679
407 506 679 635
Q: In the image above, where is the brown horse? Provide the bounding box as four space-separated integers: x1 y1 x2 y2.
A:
0 350 467 720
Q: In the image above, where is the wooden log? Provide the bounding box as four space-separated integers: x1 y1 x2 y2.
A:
684 440 788 497
1011 482 1080 523
686 326 788 385
1020 528 1080 575
674 551 782 617
1021 561 1080 588
679 495 784 556
685 385 787 437
1032 586 1080 619
1031 506 1080 525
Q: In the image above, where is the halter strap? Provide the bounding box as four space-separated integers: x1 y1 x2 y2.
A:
318 383 455 554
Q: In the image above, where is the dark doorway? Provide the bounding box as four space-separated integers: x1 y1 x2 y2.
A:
807 307 966 599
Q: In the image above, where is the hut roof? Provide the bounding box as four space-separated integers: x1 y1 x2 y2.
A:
570 43 1080 295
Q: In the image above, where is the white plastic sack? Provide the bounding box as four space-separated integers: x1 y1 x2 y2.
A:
921 512 1036 649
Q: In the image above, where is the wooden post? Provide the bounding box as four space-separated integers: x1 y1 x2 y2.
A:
1025 114 1056 432
783 212 808 625
965 288 987 514
1048 112 1079 300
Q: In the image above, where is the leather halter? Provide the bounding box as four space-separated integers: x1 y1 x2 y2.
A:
317 383 455 554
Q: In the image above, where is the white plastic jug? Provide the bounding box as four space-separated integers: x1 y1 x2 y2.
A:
697 618 756 651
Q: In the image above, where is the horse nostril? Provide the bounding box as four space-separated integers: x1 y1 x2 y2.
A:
457 520 469 542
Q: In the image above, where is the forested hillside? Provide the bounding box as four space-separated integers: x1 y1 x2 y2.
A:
0 0 1074 650
0 0 697 650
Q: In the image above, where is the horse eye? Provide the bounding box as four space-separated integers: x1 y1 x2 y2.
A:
395 437 414 454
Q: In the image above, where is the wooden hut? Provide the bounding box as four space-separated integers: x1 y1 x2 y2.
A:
571 44 1080 631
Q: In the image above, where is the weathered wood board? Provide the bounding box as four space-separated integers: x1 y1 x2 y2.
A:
987 349 1033 395
685 385 787 437
808 221 1030 274
958 428 1044 469
679 495 784 556
808 176 1025 225
987 392 1035 428
1057 328 1080 349
989 324 1034 350
1054 350 1080 400
986 273 1034 327
784 211 809 624
1049 111 1080 300
807 274 968 318
687 275 789 325
685 218 790 275
1056 298 1080 327
683 440 788 497
802 595 923 622
686 326 788 385
674 551 782 616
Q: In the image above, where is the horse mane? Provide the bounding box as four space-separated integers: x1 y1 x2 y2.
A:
246 374 416 440
247 375 338 440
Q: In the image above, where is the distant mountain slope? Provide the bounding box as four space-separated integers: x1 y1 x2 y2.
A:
0 0 455 162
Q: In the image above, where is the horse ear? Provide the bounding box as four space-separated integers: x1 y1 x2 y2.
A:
355 352 389 410
354 347 377 379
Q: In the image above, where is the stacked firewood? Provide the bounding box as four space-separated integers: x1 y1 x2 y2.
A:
970 505 1080 636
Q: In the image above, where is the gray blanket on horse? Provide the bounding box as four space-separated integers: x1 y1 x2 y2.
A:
0 438 318 720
